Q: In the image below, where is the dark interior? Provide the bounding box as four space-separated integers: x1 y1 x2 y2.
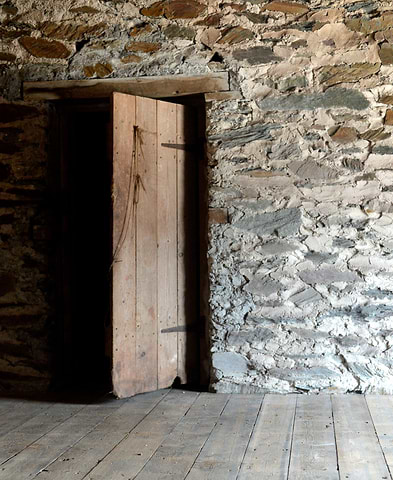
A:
57 104 112 390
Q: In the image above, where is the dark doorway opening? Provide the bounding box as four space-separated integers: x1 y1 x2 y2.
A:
53 100 112 391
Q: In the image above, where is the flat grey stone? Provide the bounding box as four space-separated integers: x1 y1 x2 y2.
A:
305 252 338 265
233 208 302 237
289 160 338 180
257 241 298 256
257 88 370 111
299 267 361 285
212 351 248 376
270 367 340 382
365 289 393 299
289 287 322 306
233 46 281 65
227 326 275 346
333 238 356 248
268 143 301 161
244 276 282 296
372 145 393 155
208 123 281 149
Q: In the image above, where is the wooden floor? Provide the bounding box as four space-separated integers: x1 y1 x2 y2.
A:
0 390 392 479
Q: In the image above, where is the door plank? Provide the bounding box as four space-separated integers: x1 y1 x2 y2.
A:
112 92 138 398
34 390 169 480
288 395 338 480
157 101 178 389
134 392 230 480
332 394 391 479
83 390 199 480
366 395 393 475
185 394 264 480
134 96 159 394
238 394 297 480
176 104 199 385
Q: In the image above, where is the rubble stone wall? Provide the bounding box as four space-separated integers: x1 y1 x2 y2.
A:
2 0 393 392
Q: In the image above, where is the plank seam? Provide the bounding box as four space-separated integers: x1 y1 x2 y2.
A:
79 389 174 480
0 398 95 468
330 394 342 480
31 397 129 478
285 394 298 480
126 391 202 480
0 401 54 437
365 395 393 480
183 394 232 480
235 394 265 480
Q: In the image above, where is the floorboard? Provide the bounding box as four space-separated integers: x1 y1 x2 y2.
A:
35 389 169 480
332 394 391 479
0 392 392 480
288 395 338 480
83 389 199 480
366 395 393 477
238 394 297 480
185 394 263 480
134 392 230 480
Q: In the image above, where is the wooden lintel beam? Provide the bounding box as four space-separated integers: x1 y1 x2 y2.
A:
23 73 230 101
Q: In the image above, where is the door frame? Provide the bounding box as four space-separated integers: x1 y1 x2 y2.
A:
35 73 231 389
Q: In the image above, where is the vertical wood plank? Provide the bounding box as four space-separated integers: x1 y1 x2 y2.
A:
332 394 391 479
135 96 159 394
157 101 178 389
111 92 137 398
366 395 393 474
177 104 199 385
288 395 339 480
238 394 296 480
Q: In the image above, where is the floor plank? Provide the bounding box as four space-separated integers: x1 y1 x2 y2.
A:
133 392 231 480
83 389 200 480
288 395 338 480
0 399 53 436
332 394 391 480
0 397 122 479
238 394 297 480
366 395 393 476
185 394 263 480
34 389 169 479
0 400 95 465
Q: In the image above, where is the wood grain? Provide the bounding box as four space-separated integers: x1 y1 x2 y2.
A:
23 73 229 101
238 394 297 480
111 92 137 398
157 100 178 389
332 394 391 479
288 395 338 480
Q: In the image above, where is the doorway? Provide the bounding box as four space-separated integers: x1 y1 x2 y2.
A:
52 95 207 395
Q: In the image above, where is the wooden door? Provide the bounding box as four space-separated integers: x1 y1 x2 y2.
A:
111 93 199 398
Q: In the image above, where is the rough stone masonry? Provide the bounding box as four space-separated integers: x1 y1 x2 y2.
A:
2 0 393 393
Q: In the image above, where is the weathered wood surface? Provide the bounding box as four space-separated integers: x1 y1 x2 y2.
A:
2 392 393 480
186 394 263 480
366 395 393 474
23 73 229 101
332 394 391 479
157 101 178 390
288 395 338 480
111 92 138 398
238 394 297 480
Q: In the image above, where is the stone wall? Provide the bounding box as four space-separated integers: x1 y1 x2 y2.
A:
2 0 393 392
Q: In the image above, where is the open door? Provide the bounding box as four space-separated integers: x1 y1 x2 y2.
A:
111 93 199 398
